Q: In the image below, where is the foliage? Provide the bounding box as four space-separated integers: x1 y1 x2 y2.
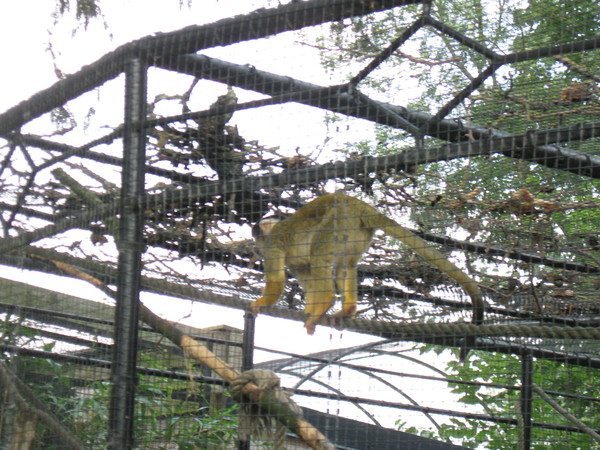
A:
437 352 600 448
54 0 102 28
1 353 238 449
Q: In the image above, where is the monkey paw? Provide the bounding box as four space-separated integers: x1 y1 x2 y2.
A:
304 321 317 335
304 314 344 335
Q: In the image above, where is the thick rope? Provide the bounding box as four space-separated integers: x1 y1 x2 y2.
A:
345 319 600 340
260 306 600 340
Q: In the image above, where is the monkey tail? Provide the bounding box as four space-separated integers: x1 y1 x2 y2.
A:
369 213 484 360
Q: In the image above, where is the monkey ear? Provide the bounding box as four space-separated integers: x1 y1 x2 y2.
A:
258 217 281 235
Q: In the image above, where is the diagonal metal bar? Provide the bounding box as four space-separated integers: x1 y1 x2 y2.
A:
424 16 498 59
419 231 599 274
14 84 345 173
420 63 501 132
350 14 426 85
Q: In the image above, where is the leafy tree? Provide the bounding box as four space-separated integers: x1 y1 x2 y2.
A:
439 353 600 448
316 0 600 447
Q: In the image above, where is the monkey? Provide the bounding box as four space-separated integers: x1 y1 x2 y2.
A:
251 193 484 336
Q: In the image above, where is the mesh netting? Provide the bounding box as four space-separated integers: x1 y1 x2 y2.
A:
0 0 599 448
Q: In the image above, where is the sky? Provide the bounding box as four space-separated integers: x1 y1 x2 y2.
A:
0 0 475 436
0 1 271 106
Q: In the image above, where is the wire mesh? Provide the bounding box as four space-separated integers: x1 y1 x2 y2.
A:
0 0 599 448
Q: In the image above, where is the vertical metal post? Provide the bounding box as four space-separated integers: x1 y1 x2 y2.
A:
238 311 256 450
108 57 147 449
241 311 256 371
520 351 533 450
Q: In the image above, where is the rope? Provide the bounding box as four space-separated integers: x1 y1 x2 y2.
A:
252 304 600 340
346 318 600 340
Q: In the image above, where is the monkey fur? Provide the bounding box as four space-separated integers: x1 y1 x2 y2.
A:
251 193 485 336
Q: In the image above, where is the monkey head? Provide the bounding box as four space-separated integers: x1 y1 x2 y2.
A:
252 214 289 240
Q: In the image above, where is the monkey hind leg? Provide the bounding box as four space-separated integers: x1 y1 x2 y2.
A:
304 292 334 334
302 267 335 335
331 230 371 327
304 289 335 334
334 267 358 321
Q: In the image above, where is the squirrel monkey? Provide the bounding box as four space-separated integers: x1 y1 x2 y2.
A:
251 193 484 335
